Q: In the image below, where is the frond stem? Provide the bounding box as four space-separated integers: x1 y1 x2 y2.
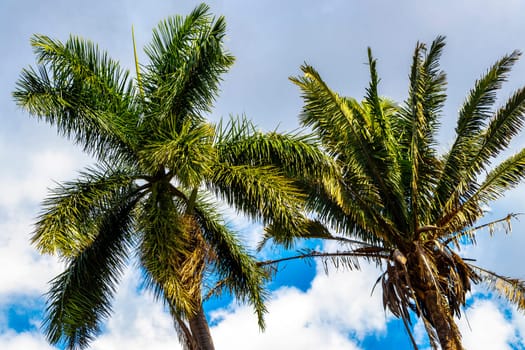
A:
442 213 519 245
131 25 144 97
257 250 390 267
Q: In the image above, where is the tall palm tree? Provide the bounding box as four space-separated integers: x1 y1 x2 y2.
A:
13 4 330 350
275 36 525 349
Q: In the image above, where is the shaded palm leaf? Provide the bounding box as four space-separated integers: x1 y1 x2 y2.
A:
194 197 268 328
44 191 138 349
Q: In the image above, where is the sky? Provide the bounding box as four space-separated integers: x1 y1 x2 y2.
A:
2 0 525 349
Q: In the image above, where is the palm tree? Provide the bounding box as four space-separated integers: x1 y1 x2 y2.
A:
13 4 330 350
272 36 525 349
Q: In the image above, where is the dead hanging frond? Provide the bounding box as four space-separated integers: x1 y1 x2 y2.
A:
471 264 525 310
177 216 211 302
380 261 422 350
381 241 477 349
442 213 520 248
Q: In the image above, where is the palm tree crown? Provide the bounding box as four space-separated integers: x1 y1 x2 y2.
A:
287 36 525 350
13 4 330 350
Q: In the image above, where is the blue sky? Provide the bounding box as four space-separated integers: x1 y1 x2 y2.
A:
2 0 525 349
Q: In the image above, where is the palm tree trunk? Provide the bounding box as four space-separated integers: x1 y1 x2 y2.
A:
188 304 215 350
423 290 464 350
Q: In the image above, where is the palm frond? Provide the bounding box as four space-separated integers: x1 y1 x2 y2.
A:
33 165 142 256
443 148 525 231
208 163 306 234
442 213 516 247
299 152 403 247
13 35 139 163
140 121 215 187
292 64 409 233
435 51 521 219
194 198 268 329
260 218 332 250
470 265 525 310
143 3 234 129
43 193 137 349
214 116 336 181
462 86 525 178
258 247 389 270
397 37 447 233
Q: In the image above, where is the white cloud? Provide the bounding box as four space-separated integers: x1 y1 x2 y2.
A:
0 211 61 297
210 262 387 350
0 145 90 298
0 146 90 208
458 299 517 350
0 331 54 350
55 260 387 350
90 269 183 350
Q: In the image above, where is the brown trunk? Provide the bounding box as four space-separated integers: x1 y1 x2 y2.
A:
188 304 215 350
423 290 463 350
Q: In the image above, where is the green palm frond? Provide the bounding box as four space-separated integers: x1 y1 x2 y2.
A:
31 34 135 97
34 165 142 256
365 49 403 193
194 198 268 328
295 176 391 247
292 64 412 233
290 65 364 155
44 193 137 350
397 37 447 233
467 86 525 173
208 163 305 228
443 148 525 231
13 35 139 163
140 121 216 187
215 116 336 181
435 51 521 217
143 3 234 128
458 51 519 137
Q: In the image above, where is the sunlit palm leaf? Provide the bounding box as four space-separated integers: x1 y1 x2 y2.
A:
34 165 141 256
215 116 335 181
435 51 521 219
143 3 234 129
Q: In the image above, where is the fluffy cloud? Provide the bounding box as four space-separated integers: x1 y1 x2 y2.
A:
0 211 58 297
0 331 54 350
458 299 517 350
0 145 91 298
90 270 183 350
42 260 387 350
210 262 387 350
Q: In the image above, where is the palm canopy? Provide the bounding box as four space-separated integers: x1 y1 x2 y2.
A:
285 36 525 349
13 4 331 350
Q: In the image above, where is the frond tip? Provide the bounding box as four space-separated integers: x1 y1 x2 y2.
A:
472 265 525 310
